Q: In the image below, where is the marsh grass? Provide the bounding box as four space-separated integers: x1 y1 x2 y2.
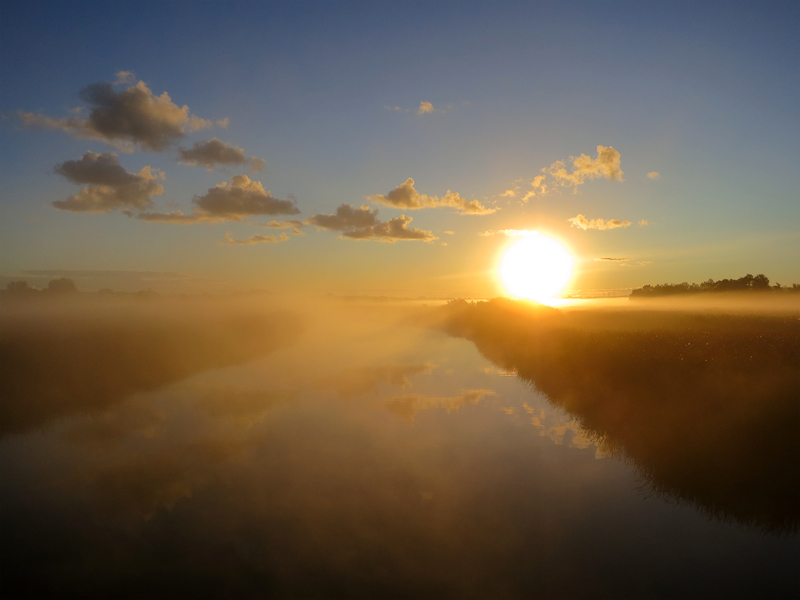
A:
434 298 800 533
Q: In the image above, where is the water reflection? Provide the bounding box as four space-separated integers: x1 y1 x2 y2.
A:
435 298 800 534
1 298 798 598
0 300 301 437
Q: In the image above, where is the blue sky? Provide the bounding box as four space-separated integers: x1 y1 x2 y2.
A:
1 0 798 295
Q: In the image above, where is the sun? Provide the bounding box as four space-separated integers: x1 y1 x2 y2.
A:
499 233 573 304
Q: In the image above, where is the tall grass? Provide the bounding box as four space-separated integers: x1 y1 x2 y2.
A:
434 298 800 534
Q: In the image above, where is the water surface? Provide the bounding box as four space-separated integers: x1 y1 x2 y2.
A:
1 299 797 598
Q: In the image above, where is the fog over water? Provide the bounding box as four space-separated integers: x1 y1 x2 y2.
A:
1 295 798 598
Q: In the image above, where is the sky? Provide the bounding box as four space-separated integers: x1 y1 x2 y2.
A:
1 0 798 296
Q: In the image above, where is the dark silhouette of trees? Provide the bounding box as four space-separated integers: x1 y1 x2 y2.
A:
5 281 36 294
46 278 78 294
630 273 798 298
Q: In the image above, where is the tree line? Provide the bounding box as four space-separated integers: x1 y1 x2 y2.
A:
630 274 800 298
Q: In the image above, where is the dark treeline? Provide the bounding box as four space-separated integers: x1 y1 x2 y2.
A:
431 298 800 534
630 273 800 298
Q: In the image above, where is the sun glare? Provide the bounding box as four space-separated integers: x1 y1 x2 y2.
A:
500 233 573 304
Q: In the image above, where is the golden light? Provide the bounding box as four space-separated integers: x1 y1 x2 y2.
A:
499 232 573 304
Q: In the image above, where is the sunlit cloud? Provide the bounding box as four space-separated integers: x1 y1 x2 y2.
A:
178 138 265 172
308 203 437 242
595 257 629 261
550 145 623 186
368 178 495 215
639 219 651 226
18 72 217 152
223 231 290 245
257 219 305 235
53 152 164 213
133 210 211 224
647 171 661 180
500 187 518 197
478 229 535 238
417 101 435 115
133 175 298 224
568 214 632 230
443 230 455 235
113 70 135 85
193 175 299 219
516 146 624 200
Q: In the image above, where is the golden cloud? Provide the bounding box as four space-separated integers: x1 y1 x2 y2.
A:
223 231 290 245
368 178 495 215
568 214 632 230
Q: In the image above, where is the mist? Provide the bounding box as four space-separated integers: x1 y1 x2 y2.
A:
1 289 798 598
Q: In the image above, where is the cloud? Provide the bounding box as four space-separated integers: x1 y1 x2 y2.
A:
257 219 305 235
548 145 623 187
133 210 209 224
638 219 651 226
342 215 437 242
647 171 661 180
368 178 495 215
178 138 264 172
517 146 624 200
133 176 299 224
443 230 455 235
19 73 215 151
568 214 632 230
53 152 164 213
308 204 379 230
595 257 629 261
308 203 437 243
417 101 434 115
193 175 299 219
223 231 290 245
478 229 535 238
114 71 135 85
